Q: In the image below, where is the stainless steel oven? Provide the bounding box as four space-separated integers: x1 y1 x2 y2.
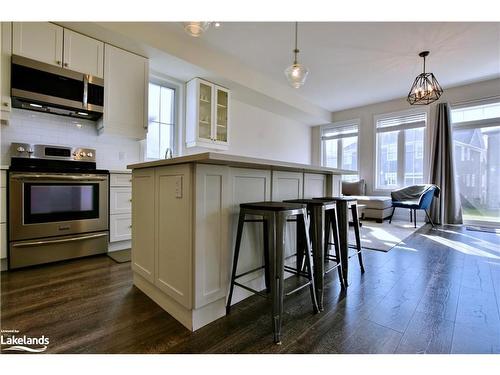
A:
9 172 108 241
8 143 109 269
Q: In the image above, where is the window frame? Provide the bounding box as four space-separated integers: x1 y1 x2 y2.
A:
373 108 429 191
320 119 360 177
451 98 500 227
144 74 182 161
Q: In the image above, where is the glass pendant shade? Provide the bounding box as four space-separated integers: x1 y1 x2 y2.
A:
407 51 443 105
284 63 309 89
183 22 210 37
284 22 309 89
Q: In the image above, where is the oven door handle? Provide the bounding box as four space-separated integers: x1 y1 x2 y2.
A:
10 174 108 182
11 233 109 248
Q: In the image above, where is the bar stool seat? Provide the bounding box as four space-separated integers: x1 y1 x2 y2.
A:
226 201 319 344
284 199 345 310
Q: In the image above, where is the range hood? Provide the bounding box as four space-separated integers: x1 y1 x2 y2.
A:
11 55 104 121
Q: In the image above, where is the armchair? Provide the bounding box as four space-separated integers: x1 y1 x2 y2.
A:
389 185 440 228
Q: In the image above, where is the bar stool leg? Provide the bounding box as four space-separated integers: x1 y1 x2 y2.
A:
272 212 286 344
263 218 270 293
351 204 365 273
330 208 346 289
296 216 306 273
324 212 331 262
226 211 246 314
300 212 319 314
310 206 325 311
336 201 350 287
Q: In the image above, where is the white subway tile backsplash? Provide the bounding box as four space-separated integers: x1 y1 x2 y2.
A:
0 109 142 170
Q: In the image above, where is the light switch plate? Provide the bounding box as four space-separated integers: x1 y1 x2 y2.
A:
175 176 182 198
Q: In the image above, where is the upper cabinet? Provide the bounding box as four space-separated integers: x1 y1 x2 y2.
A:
13 22 63 67
63 29 104 78
186 78 230 150
99 44 148 140
12 22 104 78
1 22 12 124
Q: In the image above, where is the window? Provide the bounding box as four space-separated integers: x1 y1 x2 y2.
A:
452 100 500 225
146 82 176 159
375 110 426 189
321 120 359 181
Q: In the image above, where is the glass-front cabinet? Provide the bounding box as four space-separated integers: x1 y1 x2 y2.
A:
186 78 230 150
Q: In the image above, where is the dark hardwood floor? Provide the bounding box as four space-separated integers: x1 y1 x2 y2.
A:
1 224 500 354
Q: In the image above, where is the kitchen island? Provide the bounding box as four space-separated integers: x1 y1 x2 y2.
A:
127 153 353 331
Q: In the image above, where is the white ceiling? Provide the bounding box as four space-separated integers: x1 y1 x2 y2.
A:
172 22 500 112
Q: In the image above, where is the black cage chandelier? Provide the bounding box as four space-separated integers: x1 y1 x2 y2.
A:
407 51 443 105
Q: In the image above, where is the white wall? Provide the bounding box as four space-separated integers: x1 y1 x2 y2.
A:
180 98 312 165
1 109 141 170
312 78 500 196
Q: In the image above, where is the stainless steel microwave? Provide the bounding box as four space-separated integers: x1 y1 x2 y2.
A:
10 55 104 120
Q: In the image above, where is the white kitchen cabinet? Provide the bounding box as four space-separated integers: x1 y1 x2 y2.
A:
12 23 104 79
1 22 12 125
110 187 132 215
303 173 327 199
109 173 132 249
110 214 132 242
63 29 104 78
99 44 148 140
186 78 230 150
13 22 64 67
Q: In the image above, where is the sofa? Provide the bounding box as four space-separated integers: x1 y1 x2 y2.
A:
342 179 393 223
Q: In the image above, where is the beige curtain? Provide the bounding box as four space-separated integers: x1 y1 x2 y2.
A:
429 103 463 225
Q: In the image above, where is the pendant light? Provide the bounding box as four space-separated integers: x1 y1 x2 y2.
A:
407 51 443 105
284 22 309 89
183 22 221 37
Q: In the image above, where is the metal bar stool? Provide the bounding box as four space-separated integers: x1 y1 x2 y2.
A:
226 201 319 344
313 197 365 287
283 199 345 311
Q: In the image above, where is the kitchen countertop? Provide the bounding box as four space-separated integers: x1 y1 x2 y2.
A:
108 169 131 174
127 152 356 175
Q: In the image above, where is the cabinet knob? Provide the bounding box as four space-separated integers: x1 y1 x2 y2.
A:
129 225 132 229
56 60 61 65
64 62 69 67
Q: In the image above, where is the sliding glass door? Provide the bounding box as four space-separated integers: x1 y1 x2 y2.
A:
452 101 500 226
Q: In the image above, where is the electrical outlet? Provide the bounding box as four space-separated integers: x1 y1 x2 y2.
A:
175 176 182 198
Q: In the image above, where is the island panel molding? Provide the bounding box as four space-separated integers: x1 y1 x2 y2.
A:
128 154 347 331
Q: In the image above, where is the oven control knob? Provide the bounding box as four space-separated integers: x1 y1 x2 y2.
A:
87 152 93 158
17 146 25 153
79 152 87 158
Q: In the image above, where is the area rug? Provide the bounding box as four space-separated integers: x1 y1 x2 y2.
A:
348 220 424 252
107 249 131 263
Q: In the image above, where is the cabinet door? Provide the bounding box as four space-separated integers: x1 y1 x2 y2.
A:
1 22 12 117
194 164 230 308
303 173 327 199
110 214 132 242
13 22 63 67
63 29 104 77
110 187 132 215
155 164 193 308
103 44 148 139
197 80 213 142
214 86 229 144
131 168 155 283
